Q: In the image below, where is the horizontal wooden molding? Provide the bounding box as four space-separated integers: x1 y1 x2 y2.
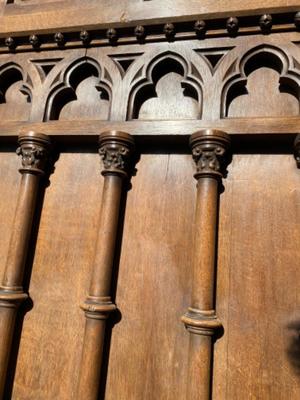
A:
0 11 299 52
0 2 299 37
4 117 299 143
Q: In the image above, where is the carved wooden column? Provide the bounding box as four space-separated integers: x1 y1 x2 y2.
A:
0 131 51 399
182 129 231 400
77 131 135 400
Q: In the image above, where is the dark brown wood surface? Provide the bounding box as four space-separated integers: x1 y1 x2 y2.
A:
0 1 299 399
214 154 300 399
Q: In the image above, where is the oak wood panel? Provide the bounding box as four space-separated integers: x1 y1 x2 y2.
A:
11 152 102 400
0 1 298 398
104 154 195 400
214 154 300 399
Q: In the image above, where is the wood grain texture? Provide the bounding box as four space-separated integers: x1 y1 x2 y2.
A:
214 154 300 399
0 2 299 399
104 154 195 400
0 152 20 284
11 152 102 399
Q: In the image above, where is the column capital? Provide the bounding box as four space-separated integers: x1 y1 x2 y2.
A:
17 131 51 175
190 129 230 180
294 134 300 167
99 131 135 178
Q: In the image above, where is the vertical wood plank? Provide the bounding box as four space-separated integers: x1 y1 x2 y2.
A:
214 153 300 399
105 153 195 400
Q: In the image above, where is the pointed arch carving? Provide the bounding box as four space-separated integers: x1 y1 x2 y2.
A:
44 57 112 121
0 62 32 121
221 45 300 118
127 51 203 120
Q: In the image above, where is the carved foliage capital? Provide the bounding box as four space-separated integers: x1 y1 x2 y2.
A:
99 131 135 178
190 129 231 179
17 132 51 175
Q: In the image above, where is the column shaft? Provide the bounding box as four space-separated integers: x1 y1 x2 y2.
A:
182 129 231 400
77 131 135 400
0 131 51 399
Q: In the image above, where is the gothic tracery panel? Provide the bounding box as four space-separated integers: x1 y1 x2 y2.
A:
228 67 299 117
128 54 202 120
222 46 300 118
0 63 31 121
59 76 110 121
45 58 111 121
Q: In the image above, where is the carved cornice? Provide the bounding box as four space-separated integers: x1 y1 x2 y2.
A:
190 129 231 180
99 131 135 178
0 11 299 53
81 295 116 320
181 308 222 336
294 134 300 167
17 131 51 175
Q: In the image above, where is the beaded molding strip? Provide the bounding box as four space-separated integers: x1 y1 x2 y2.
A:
2 11 300 52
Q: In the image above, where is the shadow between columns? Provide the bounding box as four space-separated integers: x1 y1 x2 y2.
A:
286 319 300 378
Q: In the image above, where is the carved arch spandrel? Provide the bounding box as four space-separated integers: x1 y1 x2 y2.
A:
0 61 32 121
220 44 300 118
44 56 113 121
192 44 236 120
127 51 203 120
